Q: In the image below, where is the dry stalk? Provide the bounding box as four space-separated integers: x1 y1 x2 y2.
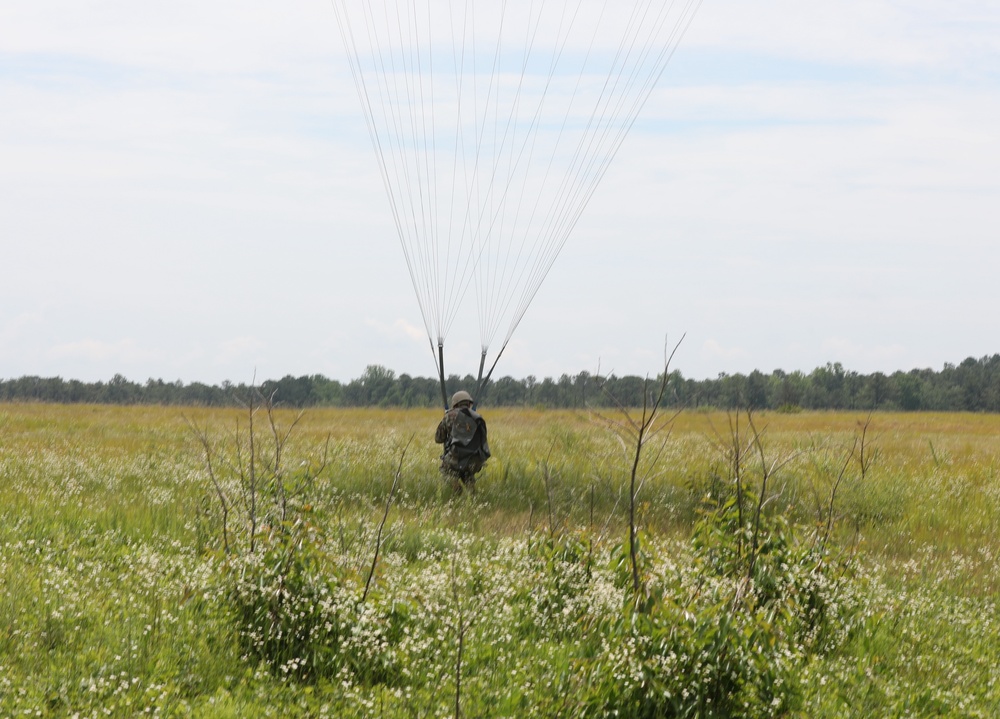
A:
591 334 684 593
361 436 413 604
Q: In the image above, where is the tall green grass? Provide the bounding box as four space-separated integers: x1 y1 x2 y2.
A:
1 405 999 716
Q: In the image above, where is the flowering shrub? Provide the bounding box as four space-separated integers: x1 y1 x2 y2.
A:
517 532 595 639
576 497 860 718
227 522 345 680
224 520 412 686
692 494 861 656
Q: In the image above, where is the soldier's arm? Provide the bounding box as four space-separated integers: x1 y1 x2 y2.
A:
434 415 450 444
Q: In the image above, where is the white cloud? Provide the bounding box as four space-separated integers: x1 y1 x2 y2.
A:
701 339 750 364
0 0 340 73
47 338 156 363
819 337 909 371
213 337 266 366
687 0 1000 72
4 1 994 77
0 308 48 345
364 317 429 344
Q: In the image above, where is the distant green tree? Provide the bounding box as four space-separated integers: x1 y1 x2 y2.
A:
524 375 537 405
489 376 525 405
345 365 396 406
894 371 924 411
536 377 560 406
746 369 769 409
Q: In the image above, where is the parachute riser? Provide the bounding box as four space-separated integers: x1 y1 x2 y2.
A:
473 351 487 411
474 342 509 409
438 342 448 411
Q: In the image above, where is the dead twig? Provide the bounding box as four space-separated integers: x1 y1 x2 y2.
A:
361 436 413 604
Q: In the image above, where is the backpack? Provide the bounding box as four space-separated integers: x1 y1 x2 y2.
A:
446 407 491 470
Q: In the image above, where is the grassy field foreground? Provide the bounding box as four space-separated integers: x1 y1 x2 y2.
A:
1 404 999 717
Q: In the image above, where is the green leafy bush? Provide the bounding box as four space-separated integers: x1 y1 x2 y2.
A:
578 498 859 718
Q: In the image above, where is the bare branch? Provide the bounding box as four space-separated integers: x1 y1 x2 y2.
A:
590 333 685 594
361 436 414 604
185 416 232 554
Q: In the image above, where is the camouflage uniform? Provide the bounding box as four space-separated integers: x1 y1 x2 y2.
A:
435 407 486 489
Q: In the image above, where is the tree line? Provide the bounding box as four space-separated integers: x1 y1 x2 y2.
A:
2 355 1000 412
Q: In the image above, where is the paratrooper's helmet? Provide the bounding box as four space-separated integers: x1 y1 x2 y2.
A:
450 390 474 408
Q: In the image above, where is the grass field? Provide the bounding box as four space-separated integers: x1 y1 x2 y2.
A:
1 403 998 717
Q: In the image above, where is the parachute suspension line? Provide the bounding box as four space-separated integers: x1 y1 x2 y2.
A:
444 0 549 353
401 2 439 340
570 0 702 233
478 0 551 353
444 0 468 345
480 0 576 353
335 0 703 387
346 1 425 342
542 0 705 272
418 0 441 345
479 0 593 351
441 0 547 350
448 0 485 339
553 0 676 238
467 0 608 352
441 0 683 352
421 0 511 346
486 0 627 350
474 0 498 352
438 2 477 339
429 0 485 343
498 0 704 351
333 0 436 346
359 0 439 342
500 0 648 326
471 0 501 352
482 0 533 351
404 1 444 343
533 0 649 256
445 0 511 344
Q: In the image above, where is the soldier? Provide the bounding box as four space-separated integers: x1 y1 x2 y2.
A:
435 390 490 491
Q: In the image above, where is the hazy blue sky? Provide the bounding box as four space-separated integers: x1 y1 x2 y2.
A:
2 1 998 385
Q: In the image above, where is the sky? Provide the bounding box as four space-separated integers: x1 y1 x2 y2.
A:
1 0 999 385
